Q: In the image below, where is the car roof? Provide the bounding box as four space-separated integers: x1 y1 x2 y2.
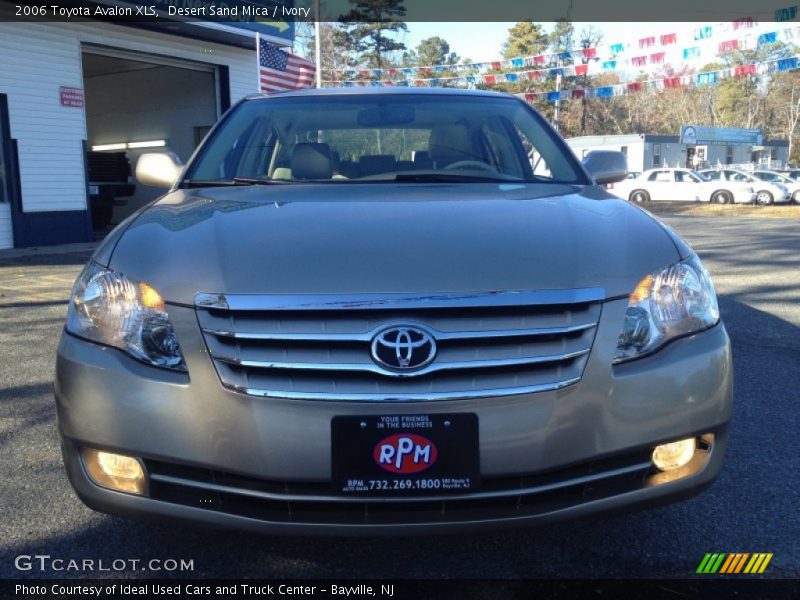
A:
244 87 515 101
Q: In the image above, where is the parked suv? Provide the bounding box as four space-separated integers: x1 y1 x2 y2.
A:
56 89 731 534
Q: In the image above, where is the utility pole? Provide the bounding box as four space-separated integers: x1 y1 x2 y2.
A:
554 0 574 133
314 0 322 88
554 56 562 133
580 37 591 134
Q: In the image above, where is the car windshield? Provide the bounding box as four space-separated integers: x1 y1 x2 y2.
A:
183 94 587 185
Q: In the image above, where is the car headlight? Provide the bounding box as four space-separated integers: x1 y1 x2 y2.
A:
66 262 186 371
614 256 719 363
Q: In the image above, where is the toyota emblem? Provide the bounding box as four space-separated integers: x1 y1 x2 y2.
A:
370 325 437 373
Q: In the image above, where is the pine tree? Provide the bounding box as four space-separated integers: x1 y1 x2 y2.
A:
501 21 548 59
340 0 408 69
415 36 459 67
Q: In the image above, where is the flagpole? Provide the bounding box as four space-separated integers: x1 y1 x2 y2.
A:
314 0 322 88
256 32 262 94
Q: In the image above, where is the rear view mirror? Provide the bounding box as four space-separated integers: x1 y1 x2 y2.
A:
357 104 416 127
135 152 183 189
582 150 628 185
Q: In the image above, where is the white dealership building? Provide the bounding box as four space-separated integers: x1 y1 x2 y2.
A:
567 133 790 174
0 10 289 249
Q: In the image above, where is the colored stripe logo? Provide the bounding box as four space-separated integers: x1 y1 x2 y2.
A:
697 553 773 574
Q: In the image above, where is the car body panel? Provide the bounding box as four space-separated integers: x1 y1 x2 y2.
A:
105 184 681 304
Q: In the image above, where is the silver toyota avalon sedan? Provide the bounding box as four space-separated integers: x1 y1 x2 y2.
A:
56 88 732 534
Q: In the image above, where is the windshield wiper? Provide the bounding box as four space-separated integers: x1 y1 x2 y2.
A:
392 172 524 183
233 177 292 185
182 178 289 188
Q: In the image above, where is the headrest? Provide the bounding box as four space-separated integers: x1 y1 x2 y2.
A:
412 150 433 169
359 155 397 177
428 125 473 167
291 143 332 180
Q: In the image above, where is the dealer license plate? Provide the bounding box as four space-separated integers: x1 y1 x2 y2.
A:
331 414 479 495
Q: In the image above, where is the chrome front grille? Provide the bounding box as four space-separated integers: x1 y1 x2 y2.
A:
195 290 603 401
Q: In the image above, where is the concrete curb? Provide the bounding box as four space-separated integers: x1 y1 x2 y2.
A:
0 242 97 260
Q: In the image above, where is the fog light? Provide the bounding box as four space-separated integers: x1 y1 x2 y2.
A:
652 438 696 471
82 448 146 495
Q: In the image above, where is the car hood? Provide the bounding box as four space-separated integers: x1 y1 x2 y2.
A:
103 183 684 305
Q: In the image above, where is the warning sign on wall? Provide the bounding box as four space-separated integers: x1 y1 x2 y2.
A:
59 86 84 108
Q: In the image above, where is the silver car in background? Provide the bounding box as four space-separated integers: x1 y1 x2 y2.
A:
56 89 732 535
752 170 800 203
699 168 789 205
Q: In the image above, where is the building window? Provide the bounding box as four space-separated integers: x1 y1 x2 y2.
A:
620 146 628 157
771 147 778 160
726 145 734 164
652 144 662 167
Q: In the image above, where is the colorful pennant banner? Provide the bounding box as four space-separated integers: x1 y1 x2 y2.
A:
322 54 800 105
514 54 800 104
332 19 800 82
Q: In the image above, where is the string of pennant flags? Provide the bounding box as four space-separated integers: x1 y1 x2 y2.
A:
329 11 800 83
513 55 800 104
323 40 800 89
321 54 800 103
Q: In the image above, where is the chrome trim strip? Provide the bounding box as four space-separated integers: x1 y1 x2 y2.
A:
226 377 582 401
149 461 652 504
215 348 590 378
195 288 605 311
201 321 597 343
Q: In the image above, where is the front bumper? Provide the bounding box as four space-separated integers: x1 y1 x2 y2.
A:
55 299 733 534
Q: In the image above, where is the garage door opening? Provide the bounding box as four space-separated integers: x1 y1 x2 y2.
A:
81 48 220 231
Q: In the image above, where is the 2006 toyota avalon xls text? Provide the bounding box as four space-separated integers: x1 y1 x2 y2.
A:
56 88 732 534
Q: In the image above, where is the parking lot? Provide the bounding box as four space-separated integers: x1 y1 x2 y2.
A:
0 212 798 579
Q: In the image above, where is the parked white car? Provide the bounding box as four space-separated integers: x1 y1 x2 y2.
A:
611 168 755 204
752 170 800 203
699 169 790 206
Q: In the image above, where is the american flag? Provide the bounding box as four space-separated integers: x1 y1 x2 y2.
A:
259 37 316 94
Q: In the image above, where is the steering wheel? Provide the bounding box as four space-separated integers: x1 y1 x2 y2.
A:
443 160 496 172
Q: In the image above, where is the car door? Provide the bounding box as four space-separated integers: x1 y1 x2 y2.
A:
646 170 674 201
673 170 702 201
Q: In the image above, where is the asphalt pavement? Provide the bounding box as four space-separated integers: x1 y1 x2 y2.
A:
0 214 798 580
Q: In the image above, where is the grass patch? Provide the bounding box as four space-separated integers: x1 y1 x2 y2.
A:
640 202 800 218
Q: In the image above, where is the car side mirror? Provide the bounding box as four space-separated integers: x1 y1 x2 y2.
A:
582 150 628 185
135 152 183 189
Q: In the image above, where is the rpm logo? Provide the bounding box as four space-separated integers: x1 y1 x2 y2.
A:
373 433 438 474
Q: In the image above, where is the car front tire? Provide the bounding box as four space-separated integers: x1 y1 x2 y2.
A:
755 191 774 206
712 191 732 205
630 190 650 204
